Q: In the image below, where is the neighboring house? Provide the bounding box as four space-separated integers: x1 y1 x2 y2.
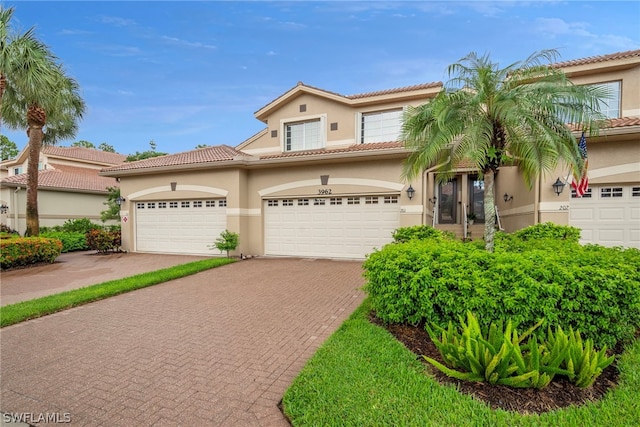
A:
100 49 640 258
0 146 127 233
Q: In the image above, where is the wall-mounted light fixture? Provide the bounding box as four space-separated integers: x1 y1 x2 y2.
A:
0 203 8 214
503 193 513 203
115 196 126 206
406 185 415 200
552 178 566 196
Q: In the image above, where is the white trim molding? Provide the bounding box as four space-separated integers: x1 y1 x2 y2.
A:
128 184 228 200
258 178 405 196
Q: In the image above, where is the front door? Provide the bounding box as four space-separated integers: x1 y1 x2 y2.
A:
438 180 457 224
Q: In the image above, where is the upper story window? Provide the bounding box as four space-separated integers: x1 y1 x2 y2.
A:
13 167 23 175
360 109 403 144
284 118 324 152
590 81 621 119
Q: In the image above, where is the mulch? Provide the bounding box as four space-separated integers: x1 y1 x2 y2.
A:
370 313 620 414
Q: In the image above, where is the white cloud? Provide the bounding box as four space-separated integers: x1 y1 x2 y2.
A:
161 36 217 50
99 15 137 27
534 17 640 51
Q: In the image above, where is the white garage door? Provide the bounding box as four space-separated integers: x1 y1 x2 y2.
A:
135 199 227 255
570 184 640 248
264 195 400 259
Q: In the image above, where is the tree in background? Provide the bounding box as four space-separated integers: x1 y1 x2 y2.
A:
98 142 115 152
71 140 95 148
100 186 121 223
0 134 18 160
126 139 167 162
1 5 85 236
402 50 607 252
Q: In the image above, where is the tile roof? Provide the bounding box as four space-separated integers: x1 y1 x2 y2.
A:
609 116 640 128
346 82 443 99
102 145 250 172
259 141 405 160
553 49 640 68
43 146 127 165
2 164 117 192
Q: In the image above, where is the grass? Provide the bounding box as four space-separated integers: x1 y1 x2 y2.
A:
282 298 640 427
0 257 236 327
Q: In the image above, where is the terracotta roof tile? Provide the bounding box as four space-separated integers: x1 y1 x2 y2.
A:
102 145 250 172
553 49 640 68
2 164 117 192
260 141 405 159
346 82 443 99
43 146 127 165
608 116 640 128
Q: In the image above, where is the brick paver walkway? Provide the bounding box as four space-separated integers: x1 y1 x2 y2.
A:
0 258 365 426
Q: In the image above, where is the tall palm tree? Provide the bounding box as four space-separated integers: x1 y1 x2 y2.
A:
1 5 85 236
402 50 607 252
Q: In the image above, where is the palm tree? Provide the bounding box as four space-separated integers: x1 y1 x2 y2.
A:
1 6 85 236
402 50 607 252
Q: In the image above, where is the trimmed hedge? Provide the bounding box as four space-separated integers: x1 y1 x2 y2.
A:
40 231 89 253
363 236 640 349
0 237 63 269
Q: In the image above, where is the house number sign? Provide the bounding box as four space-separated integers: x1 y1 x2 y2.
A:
318 188 332 195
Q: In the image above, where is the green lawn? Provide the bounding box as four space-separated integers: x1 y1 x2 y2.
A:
0 257 236 327
282 298 640 427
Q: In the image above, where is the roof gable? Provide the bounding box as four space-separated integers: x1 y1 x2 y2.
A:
254 81 442 122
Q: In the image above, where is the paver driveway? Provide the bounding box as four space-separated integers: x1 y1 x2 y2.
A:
0 258 365 426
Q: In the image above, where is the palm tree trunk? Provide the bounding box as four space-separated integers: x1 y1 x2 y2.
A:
25 124 43 236
483 170 496 252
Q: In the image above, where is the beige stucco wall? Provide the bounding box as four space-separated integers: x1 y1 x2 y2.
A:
0 188 114 234
569 66 640 117
116 156 423 256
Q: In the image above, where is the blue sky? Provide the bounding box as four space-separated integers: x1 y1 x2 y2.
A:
2 1 639 156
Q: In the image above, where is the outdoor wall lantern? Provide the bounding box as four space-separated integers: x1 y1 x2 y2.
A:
503 193 513 202
0 203 8 214
115 196 126 206
552 178 566 196
406 185 415 200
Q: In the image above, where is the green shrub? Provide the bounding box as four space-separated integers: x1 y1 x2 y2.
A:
86 229 121 253
363 238 640 348
0 237 63 269
391 225 452 243
424 311 614 389
40 231 88 252
513 222 581 243
61 218 102 234
210 229 239 257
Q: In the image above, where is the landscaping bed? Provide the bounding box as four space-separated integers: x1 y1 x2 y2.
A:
371 313 621 414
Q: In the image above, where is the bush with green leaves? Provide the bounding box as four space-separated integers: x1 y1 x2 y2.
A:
0 237 63 269
391 225 454 243
424 311 614 389
363 237 640 348
40 231 88 252
210 229 239 257
86 229 121 254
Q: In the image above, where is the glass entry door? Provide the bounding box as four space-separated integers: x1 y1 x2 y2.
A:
468 176 485 221
438 180 457 224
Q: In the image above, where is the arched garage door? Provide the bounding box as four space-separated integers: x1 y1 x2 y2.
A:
570 184 640 248
135 199 227 255
264 195 400 259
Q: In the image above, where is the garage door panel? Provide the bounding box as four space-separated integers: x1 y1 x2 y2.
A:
135 200 226 255
570 184 639 249
264 196 400 259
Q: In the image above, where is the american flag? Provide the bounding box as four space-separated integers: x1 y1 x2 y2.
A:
571 132 589 197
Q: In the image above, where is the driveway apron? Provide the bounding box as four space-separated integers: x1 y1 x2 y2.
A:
0 258 365 426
